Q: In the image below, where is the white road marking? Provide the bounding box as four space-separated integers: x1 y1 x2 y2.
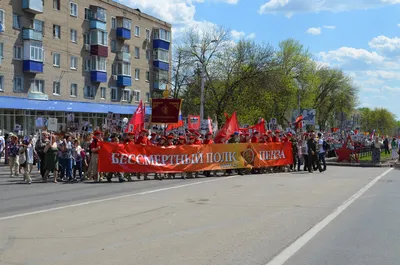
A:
265 167 394 265
0 176 240 221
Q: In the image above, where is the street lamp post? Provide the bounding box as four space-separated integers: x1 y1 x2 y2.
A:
195 39 218 123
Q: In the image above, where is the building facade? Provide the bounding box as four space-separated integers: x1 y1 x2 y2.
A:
0 0 171 134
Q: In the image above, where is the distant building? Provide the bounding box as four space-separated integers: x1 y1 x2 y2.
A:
0 0 171 134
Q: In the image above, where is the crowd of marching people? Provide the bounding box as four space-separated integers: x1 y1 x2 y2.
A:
0 128 333 184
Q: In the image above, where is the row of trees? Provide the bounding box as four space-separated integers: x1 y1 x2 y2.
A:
167 25 367 130
358 108 398 135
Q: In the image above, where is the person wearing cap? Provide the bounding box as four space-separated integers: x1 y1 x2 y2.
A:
272 130 281 142
194 132 202 145
166 135 175 146
125 132 135 144
215 133 226 144
251 131 260 143
176 136 186 145
307 131 323 173
135 129 151 181
228 132 240 144
88 130 103 182
150 132 158 146
203 132 214 144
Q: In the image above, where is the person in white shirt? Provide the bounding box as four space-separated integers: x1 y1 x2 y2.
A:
317 132 327 171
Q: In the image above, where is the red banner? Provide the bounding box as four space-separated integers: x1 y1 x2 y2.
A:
239 119 266 134
98 142 293 173
188 115 200 130
151 99 182 123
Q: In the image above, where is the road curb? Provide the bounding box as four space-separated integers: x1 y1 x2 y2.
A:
326 162 393 168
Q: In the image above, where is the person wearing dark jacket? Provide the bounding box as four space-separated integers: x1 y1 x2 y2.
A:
307 132 323 173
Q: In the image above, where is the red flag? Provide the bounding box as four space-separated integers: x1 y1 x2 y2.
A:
166 120 184 131
214 112 239 143
188 115 200 130
208 117 213 134
239 119 266 134
294 115 303 129
125 100 145 133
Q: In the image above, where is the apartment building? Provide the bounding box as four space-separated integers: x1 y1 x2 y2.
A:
0 0 171 134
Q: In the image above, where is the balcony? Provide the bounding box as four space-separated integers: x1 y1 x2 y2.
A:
91 71 107 83
22 0 43 14
153 39 170 50
90 45 108 57
153 61 169 71
23 60 43 73
116 28 131 40
117 76 131 87
90 20 107 31
23 28 43 41
153 82 167 90
116 52 130 62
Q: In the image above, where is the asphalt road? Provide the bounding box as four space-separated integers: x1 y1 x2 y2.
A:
0 163 398 265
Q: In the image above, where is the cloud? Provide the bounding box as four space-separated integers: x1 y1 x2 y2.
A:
368 35 400 56
259 0 400 16
118 0 237 40
323 25 336 29
306 27 321 35
231 30 256 40
318 47 384 65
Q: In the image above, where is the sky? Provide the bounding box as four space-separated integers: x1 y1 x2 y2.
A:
118 0 400 118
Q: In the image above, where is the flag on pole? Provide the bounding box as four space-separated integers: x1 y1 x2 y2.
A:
125 100 145 134
214 111 239 143
188 115 201 130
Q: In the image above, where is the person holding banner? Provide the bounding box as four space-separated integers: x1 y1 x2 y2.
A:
154 136 167 180
136 129 150 180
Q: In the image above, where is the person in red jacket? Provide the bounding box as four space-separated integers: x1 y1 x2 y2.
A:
149 132 158 146
194 132 203 145
135 129 150 180
215 133 226 144
251 131 260 143
203 132 214 144
166 135 175 146
272 130 281 142
176 136 186 145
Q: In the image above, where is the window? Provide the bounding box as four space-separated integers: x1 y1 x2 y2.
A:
53 25 61 38
83 33 89 45
70 29 77 43
70 83 77 97
111 17 116 29
154 28 171 42
111 87 118 101
53 81 60 95
90 30 108 46
53 53 60 67
146 71 150 82
0 42 4 58
92 7 106 22
70 2 78 17
0 76 3 91
134 90 140 102
121 44 129 53
154 49 169 62
134 26 140 37
84 85 95 98
111 63 117 75
121 18 131 29
84 58 90 71
13 77 23 92
53 0 60 10
122 89 130 102
155 69 168 84
13 14 20 29
100 87 106 99
33 19 44 33
117 62 131 76
31 79 44 93
91 56 106 71
70 56 78 69
84 8 91 20
111 40 116 52
146 50 150 60
135 69 140 80
13 45 22 60
0 10 4 31
134 47 140 59
146 92 150 103
146 29 150 40
29 42 44 62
